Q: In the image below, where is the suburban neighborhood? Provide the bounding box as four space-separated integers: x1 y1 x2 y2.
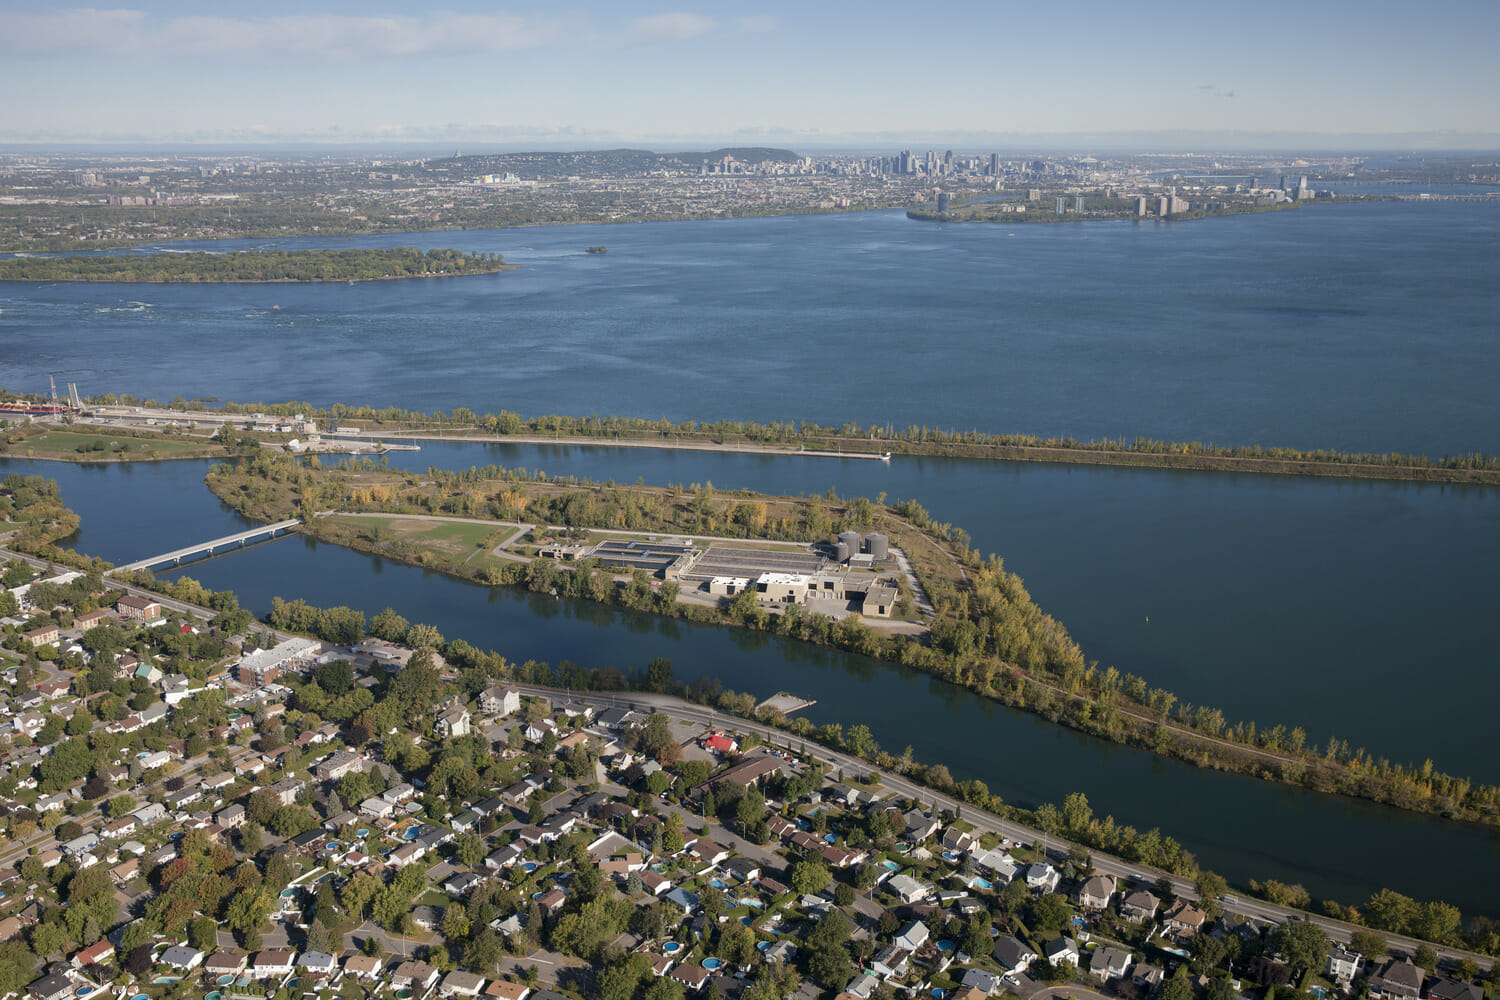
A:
0 484 1493 1000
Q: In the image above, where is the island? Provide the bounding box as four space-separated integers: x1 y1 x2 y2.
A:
0 246 512 283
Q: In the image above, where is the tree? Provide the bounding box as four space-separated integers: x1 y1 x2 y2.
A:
1161 966 1194 1000
1195 870 1229 917
240 822 264 854
1026 893 1073 937
1410 901 1462 945
1363 889 1418 934
1271 918 1329 975
789 859 831 896
189 915 218 952
455 832 485 869
1349 930 1388 962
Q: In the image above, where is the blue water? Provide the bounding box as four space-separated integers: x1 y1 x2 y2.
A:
3 201 1498 455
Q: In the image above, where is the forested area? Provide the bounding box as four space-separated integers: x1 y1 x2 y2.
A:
0 247 508 282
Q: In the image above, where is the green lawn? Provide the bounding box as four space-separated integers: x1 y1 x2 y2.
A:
4 429 221 458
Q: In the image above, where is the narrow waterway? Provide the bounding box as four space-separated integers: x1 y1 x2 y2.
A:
7 453 1498 916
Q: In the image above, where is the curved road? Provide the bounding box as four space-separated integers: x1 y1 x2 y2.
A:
512 683 1493 974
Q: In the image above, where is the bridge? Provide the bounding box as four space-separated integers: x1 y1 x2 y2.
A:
110 519 302 574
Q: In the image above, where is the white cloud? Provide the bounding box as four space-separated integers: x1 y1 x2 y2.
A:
618 12 716 46
0 8 715 61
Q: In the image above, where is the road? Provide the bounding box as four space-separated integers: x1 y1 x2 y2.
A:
512 683 1494 974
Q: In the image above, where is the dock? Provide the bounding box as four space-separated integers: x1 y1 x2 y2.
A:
755 692 817 715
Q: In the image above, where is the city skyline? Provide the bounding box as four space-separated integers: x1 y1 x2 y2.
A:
2 0 1499 149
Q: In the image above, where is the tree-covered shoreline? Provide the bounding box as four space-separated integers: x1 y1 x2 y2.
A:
0 246 511 282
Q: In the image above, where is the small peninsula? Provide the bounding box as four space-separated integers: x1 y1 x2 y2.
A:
0 246 512 283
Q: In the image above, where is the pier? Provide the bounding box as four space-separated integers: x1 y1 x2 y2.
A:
110 519 302 575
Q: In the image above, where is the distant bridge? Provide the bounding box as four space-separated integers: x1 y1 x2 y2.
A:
110 519 302 574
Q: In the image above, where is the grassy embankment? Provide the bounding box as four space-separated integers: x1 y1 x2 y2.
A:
201 452 1500 831
0 425 229 462
132 396 1499 485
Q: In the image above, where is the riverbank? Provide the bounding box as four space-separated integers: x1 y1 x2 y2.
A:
201 453 1500 831
0 246 512 282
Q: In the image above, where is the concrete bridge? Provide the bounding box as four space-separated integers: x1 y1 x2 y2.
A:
110 519 302 574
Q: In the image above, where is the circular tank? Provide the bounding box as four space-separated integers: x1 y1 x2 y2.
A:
835 541 850 562
865 532 889 560
838 531 863 560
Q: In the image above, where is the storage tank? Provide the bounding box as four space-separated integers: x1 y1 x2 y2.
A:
838 531 863 561
835 541 851 562
865 532 889 560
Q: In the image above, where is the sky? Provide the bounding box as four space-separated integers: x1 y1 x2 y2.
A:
2 0 1499 150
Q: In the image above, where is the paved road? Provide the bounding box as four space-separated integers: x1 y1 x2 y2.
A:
513 683 1495 974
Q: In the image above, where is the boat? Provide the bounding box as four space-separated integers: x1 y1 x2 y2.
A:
880 452 892 462
585 246 608 254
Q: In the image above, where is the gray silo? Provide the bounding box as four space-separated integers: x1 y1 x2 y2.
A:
838 531 863 561
865 532 889 560
835 540 851 562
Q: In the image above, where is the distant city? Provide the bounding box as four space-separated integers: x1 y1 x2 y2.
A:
2 148 1497 250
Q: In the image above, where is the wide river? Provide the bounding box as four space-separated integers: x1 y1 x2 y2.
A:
2 196 1497 911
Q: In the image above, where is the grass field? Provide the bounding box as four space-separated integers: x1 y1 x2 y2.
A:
326 515 521 563
1 429 223 460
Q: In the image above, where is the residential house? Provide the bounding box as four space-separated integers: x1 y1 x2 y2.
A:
269 776 305 807
664 887 700 913
360 796 396 819
72 939 115 969
161 946 205 971
1077 874 1116 910
1369 959 1425 1000
383 782 416 804
894 920 930 953
1121 889 1160 923
940 827 974 853
960 968 1003 995
536 890 567 916
342 955 383 980
869 946 912 980
1044 938 1081 968
101 816 137 839
441 972 487 997
479 686 521 717
216 804 246 829
22 625 59 649
298 952 338 975
991 935 1037 972
315 749 363 782
203 953 248 977
74 608 109 629
705 753 784 793
435 704 471 739
251 951 297 978
902 810 940 842
388 844 425 868
1025 862 1061 893
392 961 441 992
1134 964 1166 992
1090 946 1132 980
116 594 162 622
482 983 529 1000
668 965 711 993
887 874 930 904
1428 979 1484 1000
27 974 75 1000
845 971 880 999
1162 899 1208 939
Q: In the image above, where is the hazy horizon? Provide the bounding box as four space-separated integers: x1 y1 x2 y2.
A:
3 0 1498 151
